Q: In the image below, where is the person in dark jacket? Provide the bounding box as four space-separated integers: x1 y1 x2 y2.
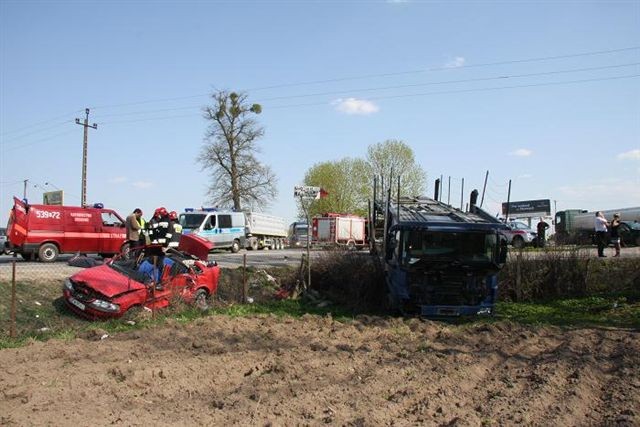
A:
610 213 621 257
536 218 550 248
167 211 182 249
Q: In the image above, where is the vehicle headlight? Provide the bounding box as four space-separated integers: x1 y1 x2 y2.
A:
90 299 120 312
63 278 74 291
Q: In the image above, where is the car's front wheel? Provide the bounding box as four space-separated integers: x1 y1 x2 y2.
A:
512 236 525 249
194 288 211 310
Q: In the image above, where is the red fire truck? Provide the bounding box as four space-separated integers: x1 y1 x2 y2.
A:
5 197 127 262
311 213 367 250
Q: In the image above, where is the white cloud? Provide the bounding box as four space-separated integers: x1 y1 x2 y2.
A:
108 176 127 184
332 98 380 115
509 148 533 157
617 149 640 161
445 56 466 68
132 181 153 189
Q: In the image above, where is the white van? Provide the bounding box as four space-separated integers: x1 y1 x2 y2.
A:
179 209 246 253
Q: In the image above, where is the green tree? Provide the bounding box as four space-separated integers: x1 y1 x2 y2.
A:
366 139 426 198
300 158 369 218
198 91 277 211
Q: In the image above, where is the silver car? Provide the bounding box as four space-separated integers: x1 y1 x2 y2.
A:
502 221 538 248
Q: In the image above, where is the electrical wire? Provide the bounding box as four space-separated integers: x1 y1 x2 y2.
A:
1 129 77 153
89 62 640 120
92 73 640 126
1 120 74 145
0 110 83 136
86 46 640 111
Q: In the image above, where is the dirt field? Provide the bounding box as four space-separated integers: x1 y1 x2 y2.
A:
1 315 638 426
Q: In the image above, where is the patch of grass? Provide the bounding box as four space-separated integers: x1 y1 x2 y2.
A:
496 293 640 328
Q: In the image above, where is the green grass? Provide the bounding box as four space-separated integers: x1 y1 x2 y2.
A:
496 293 640 328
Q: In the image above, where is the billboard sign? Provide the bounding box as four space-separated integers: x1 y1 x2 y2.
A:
502 199 551 217
43 190 64 206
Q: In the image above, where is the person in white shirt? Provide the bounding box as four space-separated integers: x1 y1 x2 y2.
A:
594 211 609 257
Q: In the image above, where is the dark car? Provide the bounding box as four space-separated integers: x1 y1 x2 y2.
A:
620 221 640 246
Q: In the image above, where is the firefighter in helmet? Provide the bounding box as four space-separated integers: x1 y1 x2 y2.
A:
167 211 183 249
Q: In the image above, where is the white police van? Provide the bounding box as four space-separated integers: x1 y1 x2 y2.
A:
179 208 246 253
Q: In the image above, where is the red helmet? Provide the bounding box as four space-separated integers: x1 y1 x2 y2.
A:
169 211 178 220
154 207 168 217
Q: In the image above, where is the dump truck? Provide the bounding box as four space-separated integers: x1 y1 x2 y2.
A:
372 185 508 317
179 208 287 252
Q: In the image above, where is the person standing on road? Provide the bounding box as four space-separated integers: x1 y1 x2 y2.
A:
594 211 609 258
536 218 550 248
125 208 143 250
610 213 622 257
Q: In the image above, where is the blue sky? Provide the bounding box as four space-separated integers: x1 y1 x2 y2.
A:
1 0 639 227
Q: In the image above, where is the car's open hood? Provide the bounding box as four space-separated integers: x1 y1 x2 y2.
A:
70 264 146 298
177 233 214 260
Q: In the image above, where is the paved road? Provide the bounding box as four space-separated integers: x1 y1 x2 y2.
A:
0 248 322 280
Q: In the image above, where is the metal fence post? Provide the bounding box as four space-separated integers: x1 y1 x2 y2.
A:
10 256 17 339
242 253 247 303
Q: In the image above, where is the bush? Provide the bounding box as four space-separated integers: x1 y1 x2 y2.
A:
308 251 387 313
499 249 640 302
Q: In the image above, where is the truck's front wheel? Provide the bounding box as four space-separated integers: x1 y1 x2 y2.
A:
38 243 59 263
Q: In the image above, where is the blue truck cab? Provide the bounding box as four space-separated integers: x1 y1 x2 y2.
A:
378 193 508 317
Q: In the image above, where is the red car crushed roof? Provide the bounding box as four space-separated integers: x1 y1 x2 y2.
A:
63 234 219 320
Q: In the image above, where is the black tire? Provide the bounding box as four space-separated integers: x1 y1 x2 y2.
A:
20 252 34 261
347 241 356 251
122 305 143 322
249 238 258 251
38 243 59 263
231 239 241 253
194 288 211 310
512 236 525 249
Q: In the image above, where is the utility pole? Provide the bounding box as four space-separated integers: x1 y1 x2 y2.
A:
23 179 29 200
75 108 97 207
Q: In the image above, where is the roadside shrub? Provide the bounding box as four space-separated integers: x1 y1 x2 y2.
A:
499 249 640 302
308 251 387 313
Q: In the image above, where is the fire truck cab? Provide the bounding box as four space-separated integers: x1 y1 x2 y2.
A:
5 197 127 262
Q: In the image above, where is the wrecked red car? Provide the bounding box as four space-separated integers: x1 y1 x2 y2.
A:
62 234 219 320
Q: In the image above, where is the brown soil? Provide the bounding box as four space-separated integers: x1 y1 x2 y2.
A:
1 316 638 426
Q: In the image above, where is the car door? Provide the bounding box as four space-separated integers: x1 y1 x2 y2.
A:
99 211 127 254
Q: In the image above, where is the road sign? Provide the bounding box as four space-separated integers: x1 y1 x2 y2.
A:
43 190 64 205
294 186 321 200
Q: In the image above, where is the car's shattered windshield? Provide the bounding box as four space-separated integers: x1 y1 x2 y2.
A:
399 230 497 267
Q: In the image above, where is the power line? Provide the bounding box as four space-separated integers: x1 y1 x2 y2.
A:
93 73 639 125
0 109 83 136
89 62 640 120
86 46 640 111
1 120 73 145
1 129 77 152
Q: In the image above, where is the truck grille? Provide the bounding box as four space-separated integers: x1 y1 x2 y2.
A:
410 271 482 306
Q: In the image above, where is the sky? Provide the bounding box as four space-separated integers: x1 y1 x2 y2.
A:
1 0 639 228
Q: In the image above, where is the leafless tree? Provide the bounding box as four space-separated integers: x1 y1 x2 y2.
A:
199 91 277 211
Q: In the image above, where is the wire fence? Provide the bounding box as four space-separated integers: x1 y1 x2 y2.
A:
0 251 307 341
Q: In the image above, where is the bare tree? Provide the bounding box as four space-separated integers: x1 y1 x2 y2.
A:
199 91 277 211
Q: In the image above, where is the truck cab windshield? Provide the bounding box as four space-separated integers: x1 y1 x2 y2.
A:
399 230 497 266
